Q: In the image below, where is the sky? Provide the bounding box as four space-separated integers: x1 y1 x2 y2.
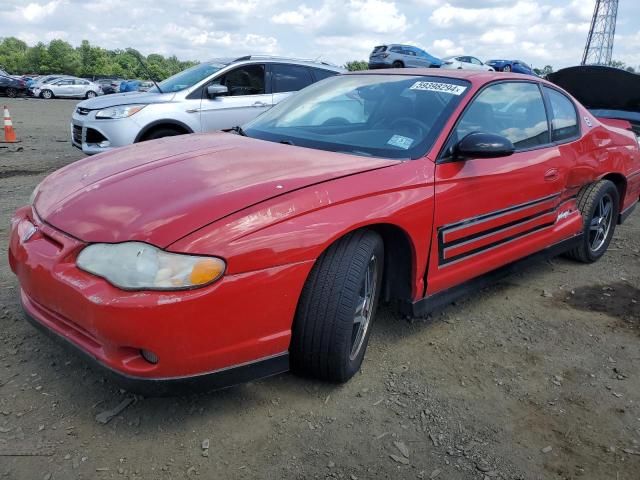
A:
1 0 639 70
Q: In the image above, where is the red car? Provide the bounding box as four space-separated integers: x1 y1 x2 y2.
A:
9 70 640 394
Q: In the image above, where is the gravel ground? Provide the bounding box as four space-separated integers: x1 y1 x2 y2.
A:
0 97 639 480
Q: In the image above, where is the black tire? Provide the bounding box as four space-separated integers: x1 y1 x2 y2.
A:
566 180 619 263
6 87 17 98
40 89 53 99
291 230 384 382
85 90 97 99
503 64 512 72
141 128 183 141
392 61 404 68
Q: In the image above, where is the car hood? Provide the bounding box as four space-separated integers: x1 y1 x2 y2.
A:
77 90 176 109
34 133 397 247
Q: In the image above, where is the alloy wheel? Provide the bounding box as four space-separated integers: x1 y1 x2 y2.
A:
350 254 378 360
589 193 613 252
7 88 17 98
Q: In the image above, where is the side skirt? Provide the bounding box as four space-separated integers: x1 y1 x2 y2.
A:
400 234 583 318
618 201 637 225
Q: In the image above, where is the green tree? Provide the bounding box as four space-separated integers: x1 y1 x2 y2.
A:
344 60 369 71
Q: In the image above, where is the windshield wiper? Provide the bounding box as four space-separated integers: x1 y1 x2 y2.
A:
229 125 247 136
279 139 295 146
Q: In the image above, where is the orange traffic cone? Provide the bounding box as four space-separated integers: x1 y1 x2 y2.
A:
3 105 17 143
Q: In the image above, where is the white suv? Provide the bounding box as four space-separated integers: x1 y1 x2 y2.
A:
71 56 344 154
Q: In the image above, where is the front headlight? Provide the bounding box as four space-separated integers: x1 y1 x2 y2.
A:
77 242 226 291
95 104 146 119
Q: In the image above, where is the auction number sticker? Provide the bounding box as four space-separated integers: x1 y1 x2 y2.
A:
410 81 467 95
387 134 414 150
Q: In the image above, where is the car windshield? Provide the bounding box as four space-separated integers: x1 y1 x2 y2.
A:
151 61 227 93
244 74 470 159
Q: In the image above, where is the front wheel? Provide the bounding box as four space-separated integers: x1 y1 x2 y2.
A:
6 87 17 98
85 90 97 99
40 89 53 99
567 180 619 263
291 230 384 382
503 64 512 72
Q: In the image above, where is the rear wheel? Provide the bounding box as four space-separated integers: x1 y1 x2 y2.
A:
503 64 512 72
566 180 619 263
40 89 53 99
6 87 17 98
85 90 97 99
392 60 404 68
291 230 384 382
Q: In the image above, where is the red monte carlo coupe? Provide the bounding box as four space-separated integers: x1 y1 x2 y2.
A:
9 69 640 394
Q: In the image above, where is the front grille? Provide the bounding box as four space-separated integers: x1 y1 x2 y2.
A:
76 107 91 116
72 125 82 144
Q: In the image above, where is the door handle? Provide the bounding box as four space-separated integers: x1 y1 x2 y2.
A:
544 168 559 181
186 108 200 113
252 101 268 107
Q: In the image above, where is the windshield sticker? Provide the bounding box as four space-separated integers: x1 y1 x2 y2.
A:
410 81 467 95
387 134 414 150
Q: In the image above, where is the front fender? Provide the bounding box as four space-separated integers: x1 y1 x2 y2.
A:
169 160 435 299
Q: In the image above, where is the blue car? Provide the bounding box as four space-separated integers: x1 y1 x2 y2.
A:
369 44 443 69
486 59 534 75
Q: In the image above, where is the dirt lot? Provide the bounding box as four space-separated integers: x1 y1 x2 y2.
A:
0 97 639 480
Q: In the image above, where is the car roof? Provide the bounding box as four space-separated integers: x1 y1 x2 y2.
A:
344 68 552 87
202 55 345 72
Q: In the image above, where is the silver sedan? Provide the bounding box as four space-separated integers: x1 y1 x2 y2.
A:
34 77 103 99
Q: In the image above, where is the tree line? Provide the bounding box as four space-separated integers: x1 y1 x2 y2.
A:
0 37 198 80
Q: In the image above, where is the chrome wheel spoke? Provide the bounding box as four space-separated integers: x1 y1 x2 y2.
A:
350 254 378 360
589 193 613 252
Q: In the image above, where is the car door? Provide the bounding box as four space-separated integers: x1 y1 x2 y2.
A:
199 64 270 132
468 57 485 70
53 79 74 97
426 80 576 294
269 63 314 106
73 79 88 97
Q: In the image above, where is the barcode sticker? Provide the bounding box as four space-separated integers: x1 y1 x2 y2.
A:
410 81 467 95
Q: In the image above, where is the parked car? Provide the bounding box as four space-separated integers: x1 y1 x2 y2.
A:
139 81 154 92
11 69 639 393
96 78 123 95
0 74 27 97
70 55 344 154
441 56 494 71
27 75 64 96
486 59 534 75
33 77 103 99
369 44 443 69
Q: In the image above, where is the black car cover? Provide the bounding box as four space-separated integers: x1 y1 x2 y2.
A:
548 66 640 135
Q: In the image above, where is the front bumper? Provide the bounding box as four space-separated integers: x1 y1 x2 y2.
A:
9 206 310 393
70 110 141 155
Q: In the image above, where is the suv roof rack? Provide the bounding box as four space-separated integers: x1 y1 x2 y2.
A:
232 55 337 67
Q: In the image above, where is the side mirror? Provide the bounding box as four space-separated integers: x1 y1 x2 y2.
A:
206 85 229 98
453 132 515 159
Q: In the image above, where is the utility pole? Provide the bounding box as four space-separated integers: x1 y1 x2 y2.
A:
581 0 619 66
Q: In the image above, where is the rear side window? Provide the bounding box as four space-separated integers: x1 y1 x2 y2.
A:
311 68 338 82
454 81 550 150
543 87 579 142
390 46 403 53
271 64 313 93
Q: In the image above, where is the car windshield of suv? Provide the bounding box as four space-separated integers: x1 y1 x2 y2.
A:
244 74 470 159
152 61 227 93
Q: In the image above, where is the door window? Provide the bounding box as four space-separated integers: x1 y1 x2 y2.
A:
56 80 73 85
453 82 550 150
311 68 338 82
271 64 313 93
470 57 482 65
543 87 579 142
216 65 265 96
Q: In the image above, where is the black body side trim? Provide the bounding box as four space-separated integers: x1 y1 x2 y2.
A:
22 308 289 396
618 200 637 225
401 234 583 318
437 193 564 266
